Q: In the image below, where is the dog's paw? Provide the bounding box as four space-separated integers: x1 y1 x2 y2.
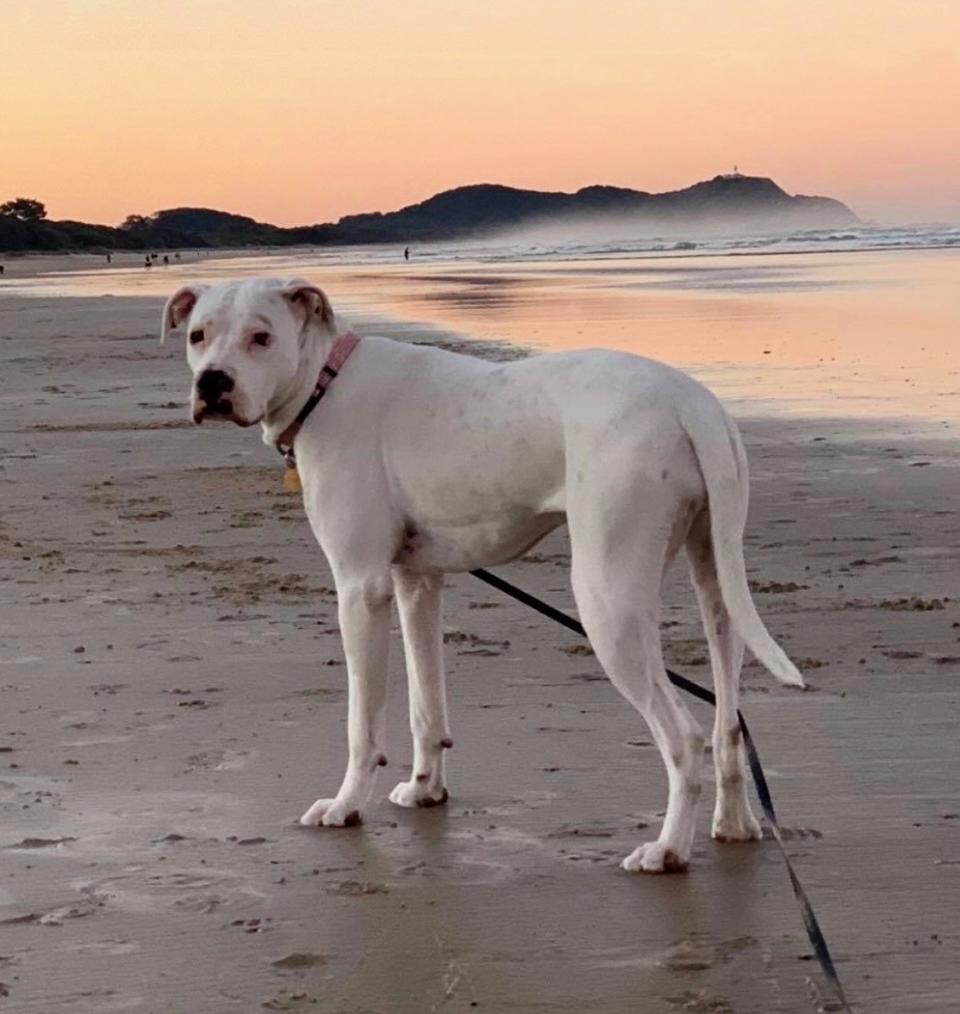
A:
388 779 449 809
621 841 689 874
711 807 762 843
299 797 363 828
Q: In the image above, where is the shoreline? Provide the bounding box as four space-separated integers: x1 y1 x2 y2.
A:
3 230 960 282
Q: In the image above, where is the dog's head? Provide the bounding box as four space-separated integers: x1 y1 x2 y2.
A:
161 277 334 426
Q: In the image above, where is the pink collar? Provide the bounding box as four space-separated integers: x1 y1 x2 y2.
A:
276 332 360 465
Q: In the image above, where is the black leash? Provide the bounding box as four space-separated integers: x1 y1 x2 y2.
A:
470 567 852 1013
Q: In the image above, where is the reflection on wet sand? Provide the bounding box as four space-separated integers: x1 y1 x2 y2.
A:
5 245 958 424
348 250 959 423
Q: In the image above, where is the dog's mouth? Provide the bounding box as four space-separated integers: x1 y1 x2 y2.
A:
192 399 259 427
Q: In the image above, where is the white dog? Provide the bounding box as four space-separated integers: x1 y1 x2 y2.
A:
161 276 803 874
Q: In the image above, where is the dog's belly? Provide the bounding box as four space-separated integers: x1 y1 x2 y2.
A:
395 510 565 574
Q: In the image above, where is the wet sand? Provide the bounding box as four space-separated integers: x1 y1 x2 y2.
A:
1 268 959 1012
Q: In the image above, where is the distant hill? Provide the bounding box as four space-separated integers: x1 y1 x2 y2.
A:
0 174 858 252
335 175 857 242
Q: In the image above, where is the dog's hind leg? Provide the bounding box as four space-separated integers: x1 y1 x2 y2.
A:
687 508 762 843
569 492 705 873
299 569 393 828
389 568 451 808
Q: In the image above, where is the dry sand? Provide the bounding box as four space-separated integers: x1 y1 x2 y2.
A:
1 271 958 1012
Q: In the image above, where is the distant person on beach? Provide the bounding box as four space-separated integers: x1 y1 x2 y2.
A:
106 253 112 264
144 256 151 269
404 247 410 261
0 265 4 276
163 255 169 265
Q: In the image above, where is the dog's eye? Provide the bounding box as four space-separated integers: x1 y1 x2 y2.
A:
252 331 272 348
189 329 205 345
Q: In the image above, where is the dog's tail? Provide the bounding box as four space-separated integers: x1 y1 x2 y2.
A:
680 395 805 688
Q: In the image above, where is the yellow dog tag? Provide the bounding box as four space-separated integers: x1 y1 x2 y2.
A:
282 465 302 494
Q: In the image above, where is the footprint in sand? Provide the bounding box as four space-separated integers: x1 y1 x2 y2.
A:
271 953 329 972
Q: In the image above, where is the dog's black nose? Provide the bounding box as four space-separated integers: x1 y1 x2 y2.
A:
196 369 234 403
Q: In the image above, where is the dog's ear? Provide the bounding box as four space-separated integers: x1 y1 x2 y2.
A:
281 278 334 326
160 285 205 344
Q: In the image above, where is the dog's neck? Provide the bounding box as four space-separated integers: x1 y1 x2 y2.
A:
259 319 344 447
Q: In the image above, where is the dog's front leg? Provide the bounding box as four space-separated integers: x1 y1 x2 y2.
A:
299 571 392 827
389 568 451 808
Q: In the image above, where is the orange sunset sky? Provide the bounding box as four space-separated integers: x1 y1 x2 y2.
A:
2 0 958 227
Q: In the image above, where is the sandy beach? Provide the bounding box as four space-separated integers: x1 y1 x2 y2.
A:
1 251 959 1012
